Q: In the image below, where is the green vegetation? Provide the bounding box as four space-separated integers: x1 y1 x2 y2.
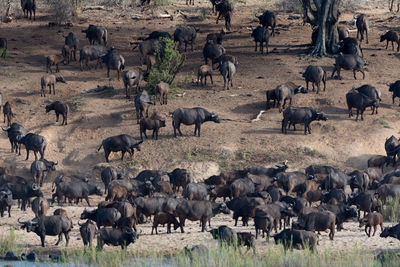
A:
147 38 185 93
297 146 327 159
375 117 391 129
199 8 209 21
381 196 400 222
5 244 395 266
0 228 17 256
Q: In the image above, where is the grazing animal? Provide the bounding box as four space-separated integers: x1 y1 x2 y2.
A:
275 82 308 112
339 37 363 57
380 223 400 240
152 212 180 234
139 116 166 140
197 65 213 86
40 75 66 97
219 61 236 90
0 190 12 217
45 101 68 125
54 208 68 217
174 26 198 52
98 134 143 162
101 48 125 80
155 82 170 105
302 66 326 94
78 219 97 247
273 229 318 251
337 26 349 41
21 0 36 20
331 53 366 80
30 159 57 186
356 14 369 43
63 32 79 62
0 38 7 58
359 212 383 237
18 215 73 247
292 211 336 240
169 168 192 192
354 84 381 114
1 123 27 155
80 208 121 228
135 90 153 124
46 55 62 73
101 167 118 194
172 107 220 137
79 45 108 71
31 197 48 217
266 89 278 109
17 133 47 160
346 89 378 121
203 43 225 65
281 107 327 135
82 25 108 46
53 181 102 207
380 31 399 51
97 227 138 250
206 30 225 45
215 0 233 31
61 45 72 65
389 80 400 106
385 136 400 166
251 26 270 54
3 102 14 127
257 10 276 36
175 200 230 232
122 69 144 98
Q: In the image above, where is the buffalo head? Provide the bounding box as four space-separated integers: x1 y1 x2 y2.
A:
211 113 220 123
18 217 38 232
218 202 230 215
315 112 327 121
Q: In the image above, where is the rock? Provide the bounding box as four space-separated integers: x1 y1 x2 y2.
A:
5 251 18 260
219 146 236 159
179 162 220 183
26 252 36 261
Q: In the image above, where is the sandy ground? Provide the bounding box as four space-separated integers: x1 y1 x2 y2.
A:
0 0 399 255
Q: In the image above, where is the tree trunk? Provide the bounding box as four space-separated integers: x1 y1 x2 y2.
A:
302 0 341 57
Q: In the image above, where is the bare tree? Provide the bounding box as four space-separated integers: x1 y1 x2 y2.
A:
389 0 400 12
301 0 341 56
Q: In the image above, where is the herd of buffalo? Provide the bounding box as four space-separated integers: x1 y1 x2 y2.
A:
0 0 400 254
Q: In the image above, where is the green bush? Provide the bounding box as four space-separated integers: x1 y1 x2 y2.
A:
382 196 400 222
0 228 16 256
146 37 185 92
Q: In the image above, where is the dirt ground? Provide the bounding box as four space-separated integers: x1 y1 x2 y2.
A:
0 0 400 255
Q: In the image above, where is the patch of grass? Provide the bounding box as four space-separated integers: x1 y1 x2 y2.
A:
297 146 326 159
381 196 400 222
376 117 391 129
0 227 17 256
52 244 393 267
199 8 209 21
183 147 219 162
67 95 85 112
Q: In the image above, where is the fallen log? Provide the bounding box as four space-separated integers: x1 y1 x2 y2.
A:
83 5 106 11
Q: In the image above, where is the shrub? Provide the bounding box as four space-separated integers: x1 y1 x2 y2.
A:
0 228 16 256
274 0 302 13
382 196 400 222
146 37 185 92
45 0 76 24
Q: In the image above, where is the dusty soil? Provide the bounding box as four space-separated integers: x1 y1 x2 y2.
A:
0 0 400 255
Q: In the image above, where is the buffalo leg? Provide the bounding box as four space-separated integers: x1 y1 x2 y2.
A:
41 234 46 247
121 151 126 161
25 149 30 160
255 42 258 52
179 217 185 233
372 225 377 236
56 234 63 245
84 195 91 207
386 40 389 49
56 113 59 122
